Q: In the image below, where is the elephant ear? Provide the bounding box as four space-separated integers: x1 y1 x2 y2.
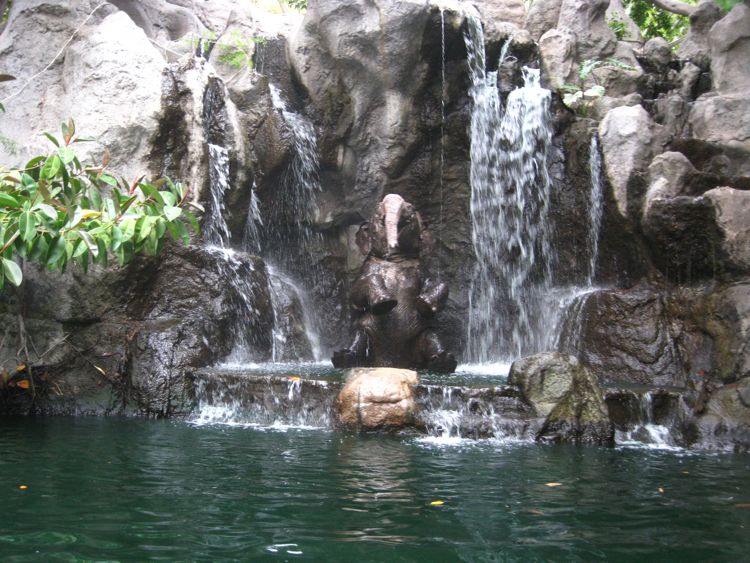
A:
355 223 372 256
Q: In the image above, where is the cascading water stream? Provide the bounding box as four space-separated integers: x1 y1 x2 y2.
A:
267 84 321 251
464 15 555 364
586 134 604 287
259 84 325 361
554 133 607 354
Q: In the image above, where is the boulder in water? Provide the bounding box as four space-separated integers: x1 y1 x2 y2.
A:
336 368 419 430
509 353 613 445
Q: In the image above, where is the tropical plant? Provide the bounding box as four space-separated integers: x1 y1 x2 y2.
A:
216 30 264 71
607 11 630 41
624 0 693 43
561 58 637 114
0 119 200 288
282 0 307 10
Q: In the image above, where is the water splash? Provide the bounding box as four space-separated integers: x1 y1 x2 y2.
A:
464 15 554 363
190 372 334 429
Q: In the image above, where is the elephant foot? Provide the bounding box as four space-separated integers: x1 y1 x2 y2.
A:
426 351 457 374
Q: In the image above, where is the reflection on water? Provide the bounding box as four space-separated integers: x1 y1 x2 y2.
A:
1 418 748 561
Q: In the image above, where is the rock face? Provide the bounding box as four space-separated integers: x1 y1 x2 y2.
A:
693 377 750 452
288 0 476 353
509 353 614 445
599 105 656 221
0 245 274 416
0 0 747 454
336 368 419 430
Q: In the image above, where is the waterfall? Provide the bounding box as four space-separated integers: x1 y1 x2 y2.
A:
260 84 326 361
586 134 604 286
464 15 555 363
241 181 263 254
205 143 232 246
267 266 323 363
201 81 270 363
267 84 321 251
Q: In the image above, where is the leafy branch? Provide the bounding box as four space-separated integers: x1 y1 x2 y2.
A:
0 119 201 288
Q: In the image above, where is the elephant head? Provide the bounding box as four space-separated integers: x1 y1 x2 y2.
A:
355 194 433 258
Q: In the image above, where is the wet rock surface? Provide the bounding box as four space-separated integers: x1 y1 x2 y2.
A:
336 368 419 430
509 353 613 445
0 0 747 451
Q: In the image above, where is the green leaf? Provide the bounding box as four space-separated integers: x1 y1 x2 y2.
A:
99 174 118 187
161 191 177 207
0 193 20 208
78 230 97 253
183 210 201 233
40 155 62 181
19 210 37 242
72 239 88 259
111 225 123 251
66 206 83 229
57 146 76 164
95 237 108 267
163 205 182 222
33 203 58 221
138 183 165 206
120 219 136 242
47 236 66 266
2 258 22 286
137 215 158 242
42 132 60 147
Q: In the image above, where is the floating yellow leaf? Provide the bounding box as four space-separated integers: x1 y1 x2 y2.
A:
19 485 28 490
94 365 106 375
545 482 562 487
15 363 26 372
658 487 665 494
430 500 445 506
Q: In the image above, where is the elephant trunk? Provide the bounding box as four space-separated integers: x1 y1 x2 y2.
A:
381 193 405 251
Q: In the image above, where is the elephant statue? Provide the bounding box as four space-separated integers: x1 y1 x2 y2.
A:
332 194 457 373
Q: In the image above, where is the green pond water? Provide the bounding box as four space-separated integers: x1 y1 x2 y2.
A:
1 417 749 562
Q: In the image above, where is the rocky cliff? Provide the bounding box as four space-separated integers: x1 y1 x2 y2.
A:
0 0 747 449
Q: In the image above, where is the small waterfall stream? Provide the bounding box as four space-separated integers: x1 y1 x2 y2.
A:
464 15 555 364
586 134 605 286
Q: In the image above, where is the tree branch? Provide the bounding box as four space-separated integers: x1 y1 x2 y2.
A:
645 0 697 17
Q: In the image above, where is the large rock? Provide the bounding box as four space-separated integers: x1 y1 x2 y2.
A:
557 0 617 60
692 377 750 452
525 0 562 40
336 367 419 429
0 2 166 179
474 0 526 29
703 187 750 273
509 353 613 444
708 2 750 95
565 288 687 387
0 245 275 416
643 184 750 280
678 0 724 68
539 28 577 89
689 93 750 176
599 105 656 220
